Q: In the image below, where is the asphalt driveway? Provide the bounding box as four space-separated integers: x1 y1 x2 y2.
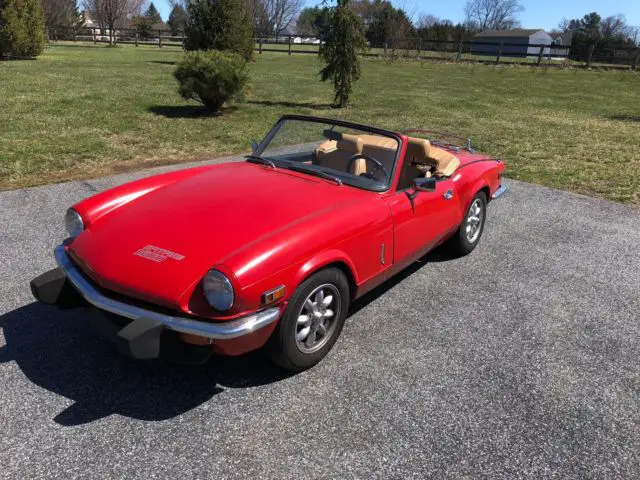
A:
1 159 639 479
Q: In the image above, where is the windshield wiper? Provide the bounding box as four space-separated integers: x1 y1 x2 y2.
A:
246 155 276 169
285 164 342 186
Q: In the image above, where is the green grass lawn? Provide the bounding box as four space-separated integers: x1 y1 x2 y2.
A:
1 42 639 203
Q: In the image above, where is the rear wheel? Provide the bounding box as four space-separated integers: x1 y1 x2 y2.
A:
266 268 350 371
447 191 487 256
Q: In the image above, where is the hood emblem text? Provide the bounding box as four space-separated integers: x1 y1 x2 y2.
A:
134 245 185 263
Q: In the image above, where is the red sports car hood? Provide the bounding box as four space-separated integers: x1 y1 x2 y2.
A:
69 162 371 308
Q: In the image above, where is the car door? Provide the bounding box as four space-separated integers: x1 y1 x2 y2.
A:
385 178 461 265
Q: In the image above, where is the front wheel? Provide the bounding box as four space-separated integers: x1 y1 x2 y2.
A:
266 268 350 371
447 191 487 256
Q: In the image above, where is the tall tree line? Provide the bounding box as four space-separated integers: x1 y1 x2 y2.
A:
296 1 474 46
162 0 302 37
559 12 638 56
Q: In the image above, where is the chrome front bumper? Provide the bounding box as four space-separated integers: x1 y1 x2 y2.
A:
54 245 280 340
491 184 509 199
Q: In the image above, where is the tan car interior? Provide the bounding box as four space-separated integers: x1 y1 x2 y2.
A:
313 133 460 189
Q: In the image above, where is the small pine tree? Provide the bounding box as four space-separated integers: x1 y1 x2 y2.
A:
319 0 367 108
174 50 249 112
0 0 46 58
145 3 162 24
167 4 186 36
184 0 253 61
136 2 162 39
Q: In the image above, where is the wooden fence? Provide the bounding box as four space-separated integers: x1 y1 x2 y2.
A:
48 26 185 47
254 34 640 68
47 27 640 69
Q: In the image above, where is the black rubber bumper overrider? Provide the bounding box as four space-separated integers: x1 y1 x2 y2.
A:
30 267 85 309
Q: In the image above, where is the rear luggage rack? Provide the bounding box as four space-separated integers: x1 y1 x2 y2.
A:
403 129 475 153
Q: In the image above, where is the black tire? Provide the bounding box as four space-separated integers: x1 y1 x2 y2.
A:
266 268 350 371
447 191 487 256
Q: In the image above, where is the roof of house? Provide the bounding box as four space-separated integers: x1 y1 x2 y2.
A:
151 22 171 31
280 25 299 36
474 29 546 38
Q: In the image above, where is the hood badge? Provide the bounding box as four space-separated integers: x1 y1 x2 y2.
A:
134 245 185 263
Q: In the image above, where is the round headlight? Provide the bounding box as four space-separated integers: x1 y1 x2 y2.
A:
65 208 85 238
202 270 234 311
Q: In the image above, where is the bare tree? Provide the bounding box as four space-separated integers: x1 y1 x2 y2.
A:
418 14 439 30
263 0 302 36
83 0 145 44
464 0 524 31
41 0 78 27
167 0 187 8
628 26 640 46
558 17 569 32
600 14 627 39
245 0 271 36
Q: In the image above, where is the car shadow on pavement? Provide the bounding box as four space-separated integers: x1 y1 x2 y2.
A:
0 247 455 426
0 302 292 426
349 246 454 316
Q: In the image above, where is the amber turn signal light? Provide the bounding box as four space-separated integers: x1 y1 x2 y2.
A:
262 285 285 305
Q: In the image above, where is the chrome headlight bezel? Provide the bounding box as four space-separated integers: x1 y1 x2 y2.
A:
65 208 85 239
202 270 234 312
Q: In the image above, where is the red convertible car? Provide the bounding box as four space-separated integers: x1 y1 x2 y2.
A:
31 115 507 371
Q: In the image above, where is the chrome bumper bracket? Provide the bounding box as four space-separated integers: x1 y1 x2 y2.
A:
491 184 509 200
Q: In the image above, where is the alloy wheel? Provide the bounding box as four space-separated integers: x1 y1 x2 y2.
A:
466 198 484 243
295 284 341 354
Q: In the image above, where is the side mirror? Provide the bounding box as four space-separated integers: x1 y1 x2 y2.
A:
414 177 437 192
251 141 259 152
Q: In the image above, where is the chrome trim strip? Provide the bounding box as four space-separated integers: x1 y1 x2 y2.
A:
54 246 280 340
491 184 509 200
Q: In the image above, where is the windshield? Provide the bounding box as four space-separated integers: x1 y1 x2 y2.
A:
254 118 400 191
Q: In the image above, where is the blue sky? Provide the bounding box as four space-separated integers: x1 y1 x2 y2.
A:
155 1 640 31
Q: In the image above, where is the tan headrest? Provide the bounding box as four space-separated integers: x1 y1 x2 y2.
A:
359 134 397 150
337 133 363 155
316 140 337 155
405 137 433 165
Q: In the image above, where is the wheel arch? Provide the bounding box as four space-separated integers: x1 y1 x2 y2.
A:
293 251 358 302
479 185 491 202
463 176 491 211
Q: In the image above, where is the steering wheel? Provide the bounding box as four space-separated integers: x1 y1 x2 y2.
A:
346 154 390 182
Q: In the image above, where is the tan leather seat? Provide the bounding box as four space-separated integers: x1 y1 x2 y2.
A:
314 134 366 175
406 137 460 177
398 137 434 189
358 135 397 174
429 146 460 177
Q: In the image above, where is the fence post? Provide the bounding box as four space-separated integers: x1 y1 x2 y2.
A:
93 28 96 44
586 44 595 67
259 36 263 54
537 43 545 66
456 39 464 61
417 37 421 59
288 35 292 55
73 28 77 42
158 30 162 48
135 32 138 46
383 38 387 57
634 52 640 70
496 42 503 64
